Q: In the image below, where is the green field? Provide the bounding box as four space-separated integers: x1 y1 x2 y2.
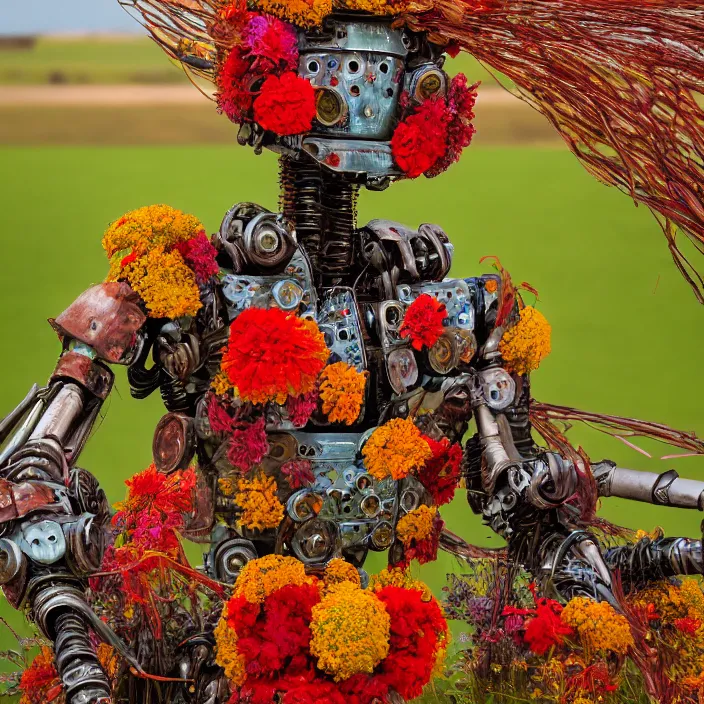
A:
0 36 497 86
0 143 702 690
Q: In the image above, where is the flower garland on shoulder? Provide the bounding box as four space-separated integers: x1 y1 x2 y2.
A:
103 204 218 320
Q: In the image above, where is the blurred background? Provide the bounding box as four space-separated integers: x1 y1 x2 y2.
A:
0 0 703 689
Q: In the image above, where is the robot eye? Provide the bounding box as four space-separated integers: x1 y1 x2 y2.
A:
307 59 320 73
349 85 360 97
315 88 347 126
415 69 446 101
347 58 363 74
379 62 389 74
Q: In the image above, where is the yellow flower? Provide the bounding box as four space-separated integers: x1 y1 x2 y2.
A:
323 558 361 590
234 472 285 532
103 204 205 320
251 0 332 27
362 417 432 480
218 477 237 497
211 370 235 396
310 581 390 681
102 204 203 258
680 578 704 621
368 567 434 601
233 554 316 604
214 615 246 687
319 362 367 425
499 305 552 375
116 246 202 319
396 505 437 547
561 596 633 655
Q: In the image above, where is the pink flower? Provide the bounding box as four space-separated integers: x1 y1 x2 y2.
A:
227 417 269 471
286 389 318 427
174 231 219 283
207 393 234 435
281 459 315 489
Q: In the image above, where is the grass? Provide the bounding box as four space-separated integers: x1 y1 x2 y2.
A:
0 36 497 86
0 144 702 689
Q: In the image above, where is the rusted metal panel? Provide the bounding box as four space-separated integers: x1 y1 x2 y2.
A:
49 282 146 364
0 478 58 523
51 352 114 400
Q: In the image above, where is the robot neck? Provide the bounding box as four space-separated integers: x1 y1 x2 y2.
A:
280 156 358 289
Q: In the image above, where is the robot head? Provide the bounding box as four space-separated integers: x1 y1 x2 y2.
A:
291 17 448 182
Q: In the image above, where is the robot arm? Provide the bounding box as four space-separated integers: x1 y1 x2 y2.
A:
0 282 146 704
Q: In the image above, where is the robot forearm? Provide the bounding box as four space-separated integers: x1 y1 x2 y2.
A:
594 462 704 510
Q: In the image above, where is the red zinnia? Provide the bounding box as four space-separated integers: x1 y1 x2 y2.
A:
399 294 447 350
253 72 316 136
174 230 219 283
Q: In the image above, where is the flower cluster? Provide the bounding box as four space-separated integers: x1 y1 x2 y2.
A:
399 293 448 350
319 362 367 425
394 505 444 567
215 4 315 134
442 559 704 704
416 435 462 506
103 204 216 319
392 74 478 179
234 471 285 531
214 557 447 703
18 647 62 704
499 305 552 375
362 417 433 481
221 307 329 405
561 597 633 655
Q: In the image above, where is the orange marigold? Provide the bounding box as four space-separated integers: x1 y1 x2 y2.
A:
561 596 633 655
234 471 284 532
362 417 432 480
323 558 361 590
498 305 552 375
104 205 206 320
368 567 433 601
102 204 203 258
233 554 316 604
319 362 367 425
396 505 437 547
117 246 202 319
222 307 329 405
214 615 246 687
251 0 331 26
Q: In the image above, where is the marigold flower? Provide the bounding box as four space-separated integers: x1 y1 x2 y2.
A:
399 293 448 350
310 581 390 681
233 554 316 604
115 246 202 319
102 204 203 258
561 596 633 655
222 307 329 405
396 505 437 547
235 471 284 532
250 0 332 27
319 362 367 425
499 305 552 375
362 417 432 480
323 558 361 590
368 567 433 601
214 615 247 687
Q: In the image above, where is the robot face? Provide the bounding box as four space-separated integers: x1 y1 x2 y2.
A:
295 18 444 181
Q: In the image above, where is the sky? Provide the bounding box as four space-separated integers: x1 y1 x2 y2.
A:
0 0 140 35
